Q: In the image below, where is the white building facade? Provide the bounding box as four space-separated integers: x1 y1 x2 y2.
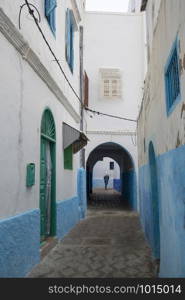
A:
137 0 185 277
84 11 146 209
0 0 87 277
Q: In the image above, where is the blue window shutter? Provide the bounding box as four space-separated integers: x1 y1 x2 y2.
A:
66 9 71 65
71 25 74 71
45 0 57 17
165 38 180 115
70 10 74 71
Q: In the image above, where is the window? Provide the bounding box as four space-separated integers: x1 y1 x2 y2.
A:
165 38 181 115
66 9 75 72
110 162 114 170
64 144 73 170
45 0 57 36
100 69 122 99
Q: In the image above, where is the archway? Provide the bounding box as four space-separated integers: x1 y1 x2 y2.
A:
40 109 56 243
93 158 120 190
86 142 136 209
149 142 160 259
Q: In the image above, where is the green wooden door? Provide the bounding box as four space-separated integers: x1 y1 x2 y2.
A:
40 137 47 241
40 109 56 242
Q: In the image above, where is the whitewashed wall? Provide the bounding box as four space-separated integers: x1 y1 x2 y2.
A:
137 0 185 166
84 11 145 133
0 0 84 219
93 158 120 180
84 11 145 202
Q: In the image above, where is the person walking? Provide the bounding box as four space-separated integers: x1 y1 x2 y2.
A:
104 174 109 190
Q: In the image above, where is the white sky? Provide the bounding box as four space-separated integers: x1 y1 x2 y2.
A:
85 0 130 13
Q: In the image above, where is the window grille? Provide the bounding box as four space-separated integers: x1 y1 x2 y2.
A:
100 68 122 99
165 39 180 115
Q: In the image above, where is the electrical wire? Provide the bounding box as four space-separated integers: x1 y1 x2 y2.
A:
19 3 41 29
84 107 137 122
21 1 137 124
23 0 82 104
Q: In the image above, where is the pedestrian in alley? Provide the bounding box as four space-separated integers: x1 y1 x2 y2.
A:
104 173 109 190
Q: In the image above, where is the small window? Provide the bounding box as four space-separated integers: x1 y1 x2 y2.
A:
45 0 57 36
66 9 75 72
165 38 181 115
64 145 73 170
100 69 122 99
110 162 114 170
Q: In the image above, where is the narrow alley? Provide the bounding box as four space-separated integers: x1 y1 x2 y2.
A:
28 189 155 278
1 0 185 284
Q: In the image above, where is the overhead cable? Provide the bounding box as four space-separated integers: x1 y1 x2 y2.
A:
84 107 137 122
22 1 82 103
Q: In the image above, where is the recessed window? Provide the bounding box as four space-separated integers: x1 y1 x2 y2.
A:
100 69 122 99
165 38 181 115
64 144 73 170
45 0 57 36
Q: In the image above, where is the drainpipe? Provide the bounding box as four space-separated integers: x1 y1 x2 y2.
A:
79 25 85 168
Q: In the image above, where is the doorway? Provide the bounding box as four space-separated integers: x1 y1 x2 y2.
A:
40 109 56 242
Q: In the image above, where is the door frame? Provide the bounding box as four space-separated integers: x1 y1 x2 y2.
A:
40 109 56 242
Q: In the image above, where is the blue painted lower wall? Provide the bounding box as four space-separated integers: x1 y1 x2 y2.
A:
0 209 40 278
56 197 80 239
0 168 87 278
139 144 185 277
93 178 113 189
122 170 137 210
113 179 121 192
77 168 87 219
57 168 87 239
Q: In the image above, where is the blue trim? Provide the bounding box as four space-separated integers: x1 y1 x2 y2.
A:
93 178 113 189
65 9 74 72
164 36 181 116
45 0 57 36
113 179 121 192
139 144 185 277
122 170 137 210
56 197 80 239
0 209 40 278
77 168 87 219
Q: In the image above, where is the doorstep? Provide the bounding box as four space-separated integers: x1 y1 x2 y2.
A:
40 237 58 260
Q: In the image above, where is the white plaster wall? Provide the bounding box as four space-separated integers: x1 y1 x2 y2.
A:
0 1 84 219
137 0 185 166
145 0 162 62
0 0 84 117
84 11 145 133
93 158 120 180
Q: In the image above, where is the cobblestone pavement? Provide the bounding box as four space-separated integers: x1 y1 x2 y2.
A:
28 190 155 278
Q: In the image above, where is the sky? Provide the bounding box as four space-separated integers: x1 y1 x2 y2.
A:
85 0 130 13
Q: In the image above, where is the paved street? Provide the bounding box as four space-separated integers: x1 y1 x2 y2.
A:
28 190 155 278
